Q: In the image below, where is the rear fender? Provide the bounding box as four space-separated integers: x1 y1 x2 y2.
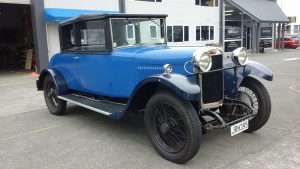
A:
37 69 69 95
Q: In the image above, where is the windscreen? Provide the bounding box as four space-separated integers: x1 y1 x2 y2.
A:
111 18 165 48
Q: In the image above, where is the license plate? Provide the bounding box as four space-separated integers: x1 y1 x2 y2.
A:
230 120 249 136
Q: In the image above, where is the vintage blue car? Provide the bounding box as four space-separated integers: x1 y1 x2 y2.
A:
37 14 272 163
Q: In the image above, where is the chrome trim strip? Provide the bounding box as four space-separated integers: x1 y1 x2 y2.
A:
71 94 127 106
201 101 223 109
58 96 111 116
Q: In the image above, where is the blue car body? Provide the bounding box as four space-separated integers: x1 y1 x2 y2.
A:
37 14 274 163
49 45 196 98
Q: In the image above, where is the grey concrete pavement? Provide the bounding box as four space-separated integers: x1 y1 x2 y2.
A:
0 71 45 117
0 49 300 169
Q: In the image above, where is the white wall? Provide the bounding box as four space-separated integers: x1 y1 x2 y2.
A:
44 0 119 11
0 0 29 4
44 0 119 58
46 23 60 60
125 0 220 46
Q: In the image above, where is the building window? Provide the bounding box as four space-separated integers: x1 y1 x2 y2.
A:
136 0 162 2
210 26 214 40
201 26 209 41
294 25 300 34
261 27 273 38
195 0 218 7
184 26 189 41
196 25 214 41
167 25 189 42
225 21 241 40
167 26 173 42
78 20 106 52
173 26 183 42
126 24 135 40
149 25 158 39
196 26 201 41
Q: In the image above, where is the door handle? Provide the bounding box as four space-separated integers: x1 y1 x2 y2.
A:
73 56 80 60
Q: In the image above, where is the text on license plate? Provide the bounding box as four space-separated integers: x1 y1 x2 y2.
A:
230 120 249 136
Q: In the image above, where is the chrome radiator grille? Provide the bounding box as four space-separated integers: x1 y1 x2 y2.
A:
200 54 224 108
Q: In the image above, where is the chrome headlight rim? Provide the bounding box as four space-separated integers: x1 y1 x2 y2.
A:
231 47 248 66
163 64 172 74
193 52 213 72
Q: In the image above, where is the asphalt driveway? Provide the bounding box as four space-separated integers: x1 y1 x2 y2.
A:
0 49 300 169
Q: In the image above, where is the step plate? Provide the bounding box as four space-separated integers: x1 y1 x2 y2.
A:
58 94 126 116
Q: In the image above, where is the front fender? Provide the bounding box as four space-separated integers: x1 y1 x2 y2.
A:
37 69 69 95
114 74 200 119
139 74 201 101
224 60 273 97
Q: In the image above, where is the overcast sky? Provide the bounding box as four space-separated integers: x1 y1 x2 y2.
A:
277 0 300 18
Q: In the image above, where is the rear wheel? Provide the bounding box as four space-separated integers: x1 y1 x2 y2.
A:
43 75 66 115
239 78 271 133
145 91 201 164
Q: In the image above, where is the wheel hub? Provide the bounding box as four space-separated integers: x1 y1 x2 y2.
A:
160 123 170 134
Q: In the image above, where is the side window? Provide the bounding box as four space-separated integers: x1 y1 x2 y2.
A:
149 25 158 39
126 24 135 40
78 20 106 52
61 24 75 51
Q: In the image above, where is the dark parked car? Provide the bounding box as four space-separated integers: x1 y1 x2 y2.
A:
276 37 300 49
37 14 273 163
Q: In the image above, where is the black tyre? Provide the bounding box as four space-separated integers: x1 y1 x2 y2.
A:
43 75 66 115
145 91 202 164
239 77 271 133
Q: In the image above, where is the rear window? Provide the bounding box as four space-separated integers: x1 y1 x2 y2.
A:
61 24 75 51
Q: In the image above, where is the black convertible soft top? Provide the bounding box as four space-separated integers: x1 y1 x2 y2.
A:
60 13 168 26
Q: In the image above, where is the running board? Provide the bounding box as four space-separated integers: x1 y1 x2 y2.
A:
58 94 126 118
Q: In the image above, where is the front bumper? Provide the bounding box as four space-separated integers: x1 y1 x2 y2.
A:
201 97 255 132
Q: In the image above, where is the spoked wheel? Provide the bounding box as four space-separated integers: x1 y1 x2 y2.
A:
43 75 66 115
152 103 187 153
239 77 271 133
145 91 201 164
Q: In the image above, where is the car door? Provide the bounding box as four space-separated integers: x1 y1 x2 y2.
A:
50 24 81 90
75 19 111 96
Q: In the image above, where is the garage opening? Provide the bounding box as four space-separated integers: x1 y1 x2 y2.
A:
0 3 35 71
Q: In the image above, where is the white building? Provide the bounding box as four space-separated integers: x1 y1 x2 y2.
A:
125 0 220 47
277 0 300 35
0 0 288 72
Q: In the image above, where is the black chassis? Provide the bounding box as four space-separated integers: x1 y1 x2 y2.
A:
191 61 272 133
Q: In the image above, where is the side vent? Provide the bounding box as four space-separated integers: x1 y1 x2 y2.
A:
137 65 163 81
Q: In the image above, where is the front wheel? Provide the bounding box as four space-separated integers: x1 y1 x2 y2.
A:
43 75 66 115
239 77 271 133
145 91 202 164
